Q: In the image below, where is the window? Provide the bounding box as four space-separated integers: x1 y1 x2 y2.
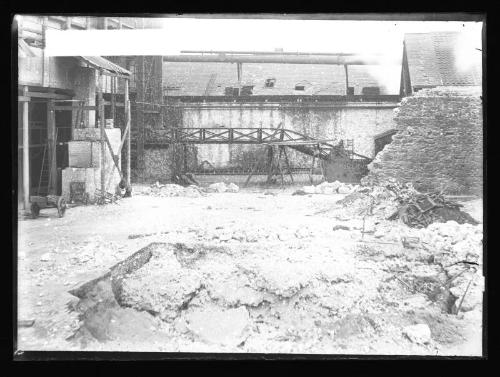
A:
240 85 254 95
224 86 253 96
361 86 380 95
295 85 305 91
225 87 240 96
265 78 276 88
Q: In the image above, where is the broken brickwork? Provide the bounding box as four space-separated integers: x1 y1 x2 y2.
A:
367 87 483 195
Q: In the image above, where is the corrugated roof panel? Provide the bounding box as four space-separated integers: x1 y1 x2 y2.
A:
80 56 131 76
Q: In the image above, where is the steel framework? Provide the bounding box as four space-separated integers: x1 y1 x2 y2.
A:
144 127 371 162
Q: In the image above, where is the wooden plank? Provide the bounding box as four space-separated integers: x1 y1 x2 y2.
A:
111 76 116 123
22 86 30 209
26 91 72 100
47 100 57 195
125 79 131 187
136 56 145 181
97 71 106 196
18 96 30 102
19 319 35 328
103 101 125 107
53 105 96 111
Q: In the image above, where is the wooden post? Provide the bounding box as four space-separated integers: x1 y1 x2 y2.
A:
344 64 349 96
183 144 188 173
22 86 30 209
282 146 294 183
266 145 274 184
237 62 242 96
97 70 106 196
310 152 316 185
42 17 49 87
111 76 116 124
47 100 57 195
277 146 284 186
124 78 131 187
136 56 145 182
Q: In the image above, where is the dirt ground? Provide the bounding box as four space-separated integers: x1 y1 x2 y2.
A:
16 182 483 355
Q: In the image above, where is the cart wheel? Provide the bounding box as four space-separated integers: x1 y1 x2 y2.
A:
57 197 67 218
31 203 40 219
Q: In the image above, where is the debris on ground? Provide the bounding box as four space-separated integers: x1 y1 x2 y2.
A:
18 186 483 355
387 189 478 228
19 319 35 328
140 182 206 198
293 181 356 195
403 324 432 344
207 182 240 193
337 179 479 227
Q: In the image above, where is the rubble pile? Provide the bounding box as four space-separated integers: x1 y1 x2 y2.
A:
139 182 241 197
294 181 357 195
337 179 479 227
414 221 483 314
140 182 206 198
206 182 240 193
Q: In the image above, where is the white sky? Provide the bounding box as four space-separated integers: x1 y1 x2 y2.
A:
35 17 483 94
41 17 483 58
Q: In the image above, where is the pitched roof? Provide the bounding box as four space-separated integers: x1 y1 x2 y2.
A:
163 61 399 96
404 32 482 88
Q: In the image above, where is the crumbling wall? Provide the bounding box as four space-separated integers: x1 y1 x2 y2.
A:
144 147 174 182
366 87 483 195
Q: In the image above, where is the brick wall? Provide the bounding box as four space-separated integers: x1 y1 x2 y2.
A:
366 86 483 195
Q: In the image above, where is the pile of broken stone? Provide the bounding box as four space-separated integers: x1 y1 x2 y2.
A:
294 180 356 195
139 181 240 197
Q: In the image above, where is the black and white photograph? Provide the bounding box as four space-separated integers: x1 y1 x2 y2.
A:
14 14 484 357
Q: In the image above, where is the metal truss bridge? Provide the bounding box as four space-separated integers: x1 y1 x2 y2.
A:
144 127 371 161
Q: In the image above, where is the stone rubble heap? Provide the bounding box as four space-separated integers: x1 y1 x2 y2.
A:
206 182 240 193
139 181 240 197
337 179 479 227
295 181 357 195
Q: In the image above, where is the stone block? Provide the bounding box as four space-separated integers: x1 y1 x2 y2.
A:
68 141 93 168
62 167 101 202
73 127 122 146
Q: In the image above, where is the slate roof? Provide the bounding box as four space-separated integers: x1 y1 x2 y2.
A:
404 32 482 88
163 61 399 96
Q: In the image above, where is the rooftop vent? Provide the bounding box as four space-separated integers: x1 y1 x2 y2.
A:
265 78 276 88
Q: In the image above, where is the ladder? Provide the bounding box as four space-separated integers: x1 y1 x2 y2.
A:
37 128 59 196
204 74 217 96
37 144 50 196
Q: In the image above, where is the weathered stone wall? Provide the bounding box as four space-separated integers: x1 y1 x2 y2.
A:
144 147 174 182
173 102 397 168
366 87 483 195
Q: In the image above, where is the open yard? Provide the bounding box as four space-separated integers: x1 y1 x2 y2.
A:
16 183 483 355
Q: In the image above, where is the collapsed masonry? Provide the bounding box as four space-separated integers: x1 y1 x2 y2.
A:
366 87 483 196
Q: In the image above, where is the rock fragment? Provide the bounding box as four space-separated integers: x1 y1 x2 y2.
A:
403 324 432 344
185 306 250 346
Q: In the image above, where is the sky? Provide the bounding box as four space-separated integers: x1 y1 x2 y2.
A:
37 17 483 94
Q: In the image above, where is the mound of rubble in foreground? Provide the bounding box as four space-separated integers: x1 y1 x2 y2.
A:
67 208 483 354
